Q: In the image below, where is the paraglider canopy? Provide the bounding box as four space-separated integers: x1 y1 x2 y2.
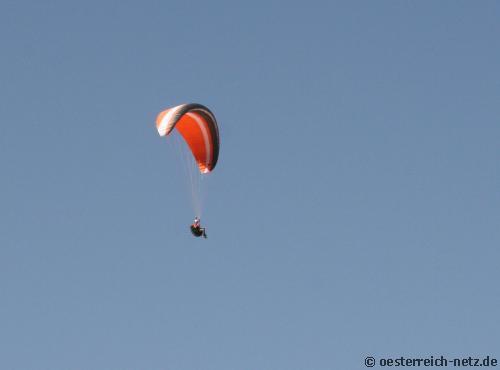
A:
156 103 220 173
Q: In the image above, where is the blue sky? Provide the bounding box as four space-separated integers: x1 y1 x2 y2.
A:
1 1 499 369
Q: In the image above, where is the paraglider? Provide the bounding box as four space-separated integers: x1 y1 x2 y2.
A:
156 103 220 238
190 217 207 238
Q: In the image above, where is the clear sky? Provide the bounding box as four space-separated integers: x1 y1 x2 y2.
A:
1 1 499 369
